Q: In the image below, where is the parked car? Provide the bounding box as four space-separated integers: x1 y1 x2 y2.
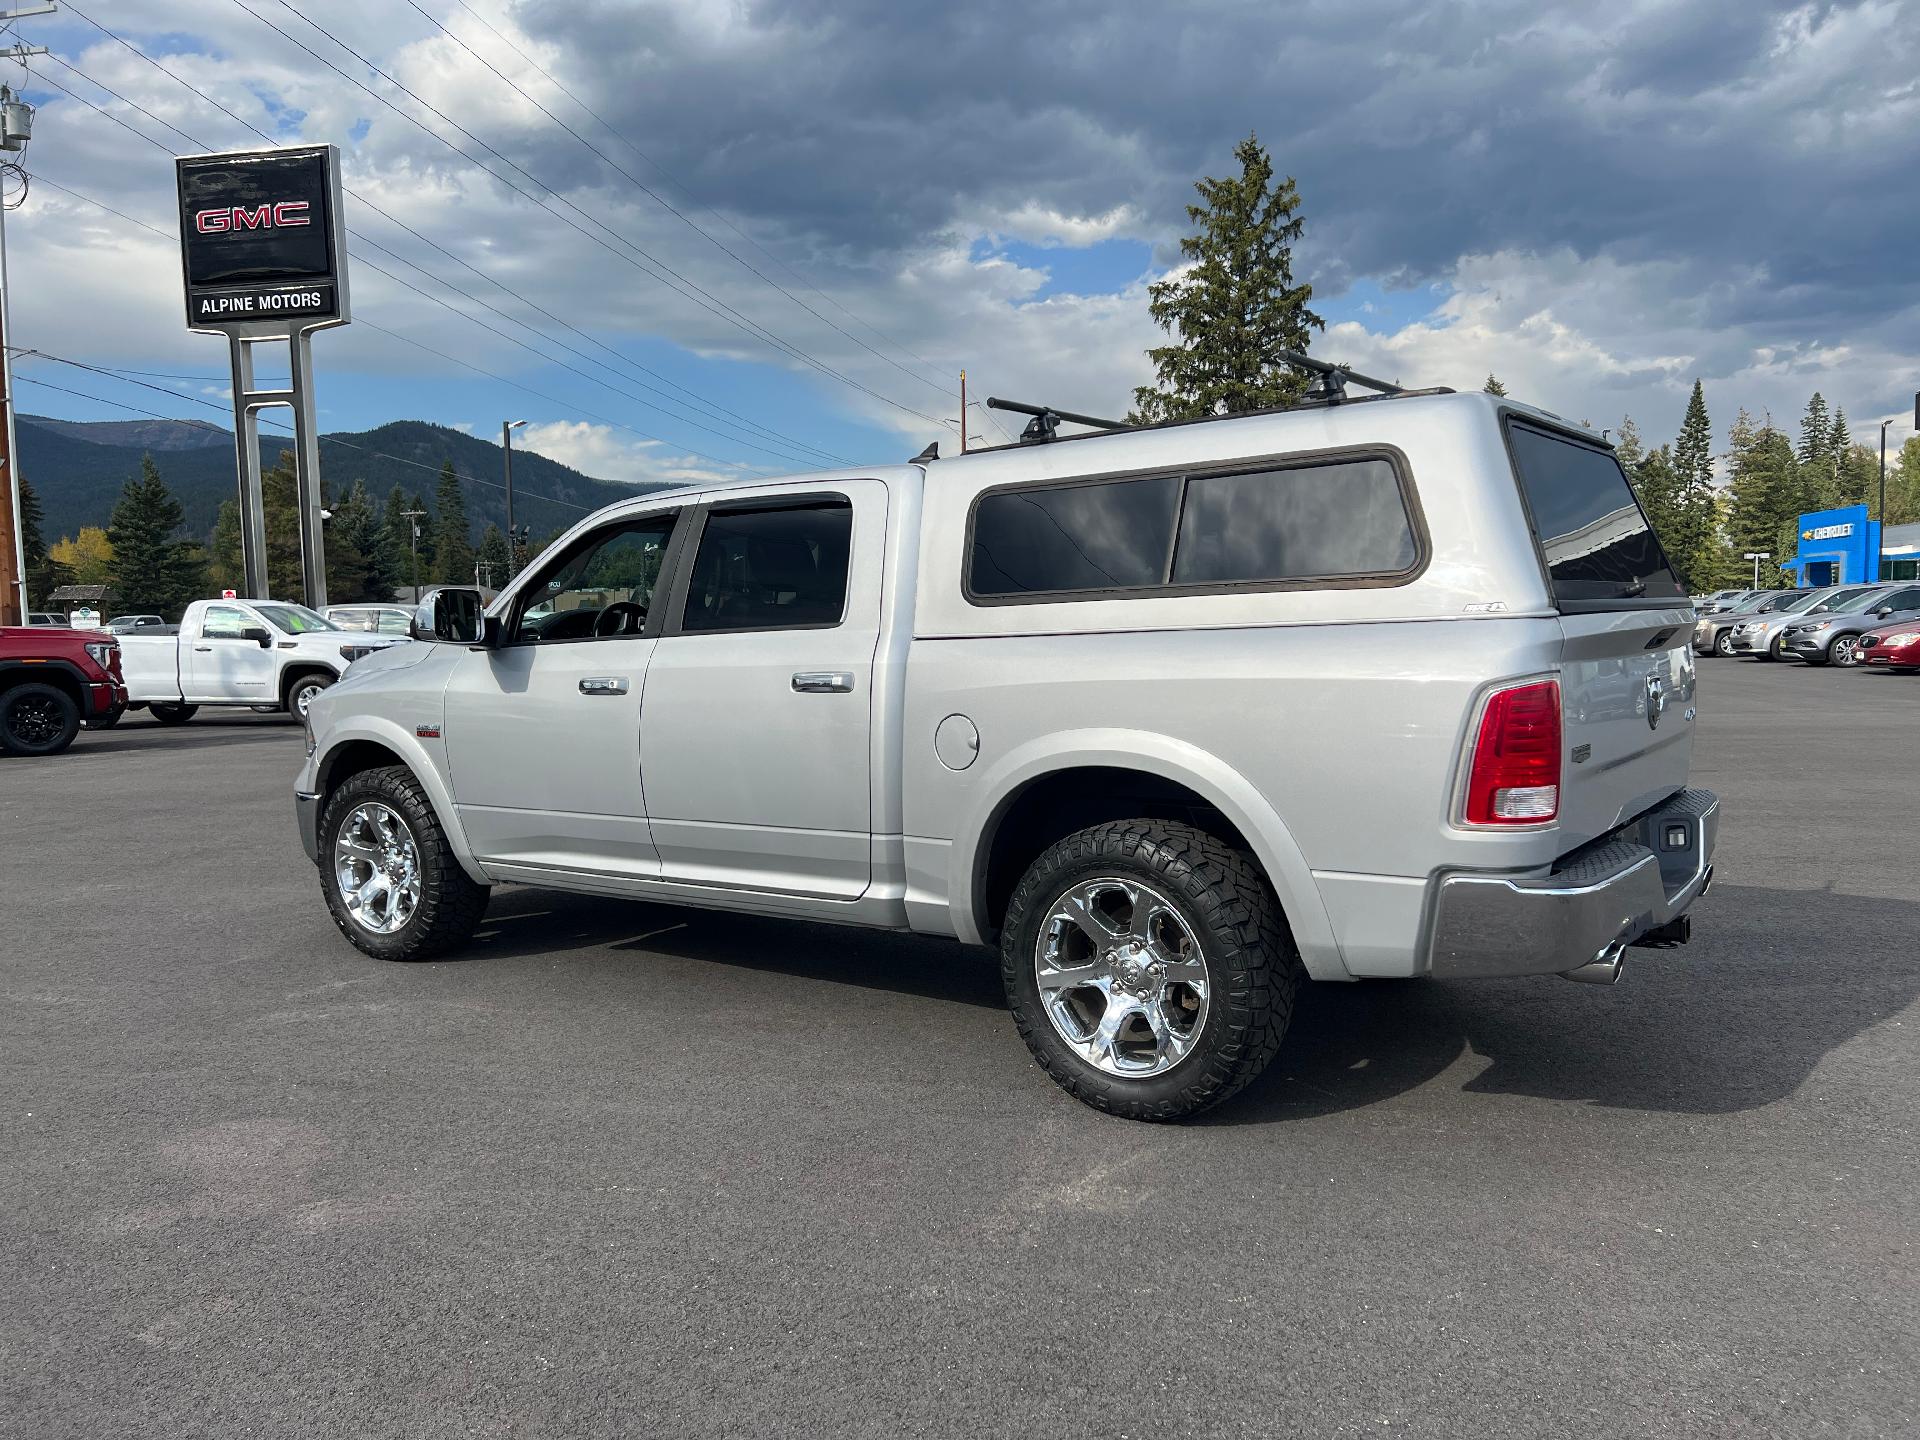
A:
119 598 405 724
1697 589 1760 615
105 614 169 635
1693 589 1793 656
1726 585 1872 659
1782 584 1920 667
294 388 1717 1120
1858 625 1920 673
0 623 126 754
26 611 63 627
324 604 416 637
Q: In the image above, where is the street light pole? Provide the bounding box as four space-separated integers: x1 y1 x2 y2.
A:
1743 551 1770 589
502 420 527 575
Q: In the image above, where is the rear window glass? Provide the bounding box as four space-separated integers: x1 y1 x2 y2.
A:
1507 422 1685 605
968 456 1419 599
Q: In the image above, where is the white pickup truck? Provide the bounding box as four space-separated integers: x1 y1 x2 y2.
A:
120 597 402 724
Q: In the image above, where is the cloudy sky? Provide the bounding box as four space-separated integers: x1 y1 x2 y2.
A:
6 0 1918 488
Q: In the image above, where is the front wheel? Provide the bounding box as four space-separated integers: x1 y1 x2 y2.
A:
286 672 333 720
149 703 198 724
1001 820 1297 1121
1713 630 1734 656
318 765 489 961
1830 634 1863 668
0 682 81 755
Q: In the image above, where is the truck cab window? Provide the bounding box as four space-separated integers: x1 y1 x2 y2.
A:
680 500 852 632
200 604 255 639
513 513 678 642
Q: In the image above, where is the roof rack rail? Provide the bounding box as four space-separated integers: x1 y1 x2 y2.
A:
1276 349 1404 403
986 396 1128 444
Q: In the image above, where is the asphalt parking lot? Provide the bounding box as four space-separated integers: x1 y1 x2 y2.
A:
3 659 1916 1439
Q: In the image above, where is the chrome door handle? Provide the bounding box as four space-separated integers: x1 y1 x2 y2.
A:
193 645 212 652
791 671 854 693
579 676 629 695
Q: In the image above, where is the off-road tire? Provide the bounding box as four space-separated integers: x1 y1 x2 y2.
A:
285 671 333 719
0 682 81 756
318 764 489 962
1001 819 1298 1121
149 703 198 724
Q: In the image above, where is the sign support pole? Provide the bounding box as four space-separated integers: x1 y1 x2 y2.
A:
287 326 327 609
226 331 271 600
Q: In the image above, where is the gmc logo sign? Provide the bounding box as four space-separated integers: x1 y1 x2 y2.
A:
194 201 311 234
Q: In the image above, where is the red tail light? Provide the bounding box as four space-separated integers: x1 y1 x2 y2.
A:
1465 679 1561 825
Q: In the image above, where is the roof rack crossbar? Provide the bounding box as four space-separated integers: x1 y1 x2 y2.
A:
986 396 1128 444
1275 349 1404 403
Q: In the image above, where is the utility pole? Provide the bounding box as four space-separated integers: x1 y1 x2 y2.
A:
502 419 526 575
402 507 426 603
0 8 52 626
959 371 967 455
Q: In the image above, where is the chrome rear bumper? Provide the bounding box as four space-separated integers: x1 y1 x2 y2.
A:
1426 788 1719 981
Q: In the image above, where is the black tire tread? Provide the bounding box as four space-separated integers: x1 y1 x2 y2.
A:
318 764 488 962
1000 819 1297 1122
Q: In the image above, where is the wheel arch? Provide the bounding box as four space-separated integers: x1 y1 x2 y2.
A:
0 659 88 709
279 662 342 709
314 718 487 884
951 730 1348 980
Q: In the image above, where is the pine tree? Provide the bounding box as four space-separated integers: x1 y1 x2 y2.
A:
1131 134 1322 422
1612 416 1643 474
107 455 206 618
1887 436 1920 527
431 462 473 585
209 499 244 594
475 523 510 590
1482 374 1508 397
1670 380 1718 589
17 473 70 607
262 451 307 602
1629 445 1684 561
1795 393 1831 477
1725 424 1799 586
324 480 380 603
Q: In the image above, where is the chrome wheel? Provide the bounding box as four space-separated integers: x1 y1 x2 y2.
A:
332 802 422 935
292 679 326 719
1034 876 1209 1078
1831 635 1860 667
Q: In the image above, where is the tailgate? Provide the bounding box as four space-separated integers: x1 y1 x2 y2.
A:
1556 609 1695 849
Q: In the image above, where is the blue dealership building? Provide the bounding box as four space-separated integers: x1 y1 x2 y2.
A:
1781 504 1920 587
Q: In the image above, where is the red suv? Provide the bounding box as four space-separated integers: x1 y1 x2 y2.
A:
0 625 128 755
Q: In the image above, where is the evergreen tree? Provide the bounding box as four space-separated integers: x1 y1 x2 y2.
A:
1629 444 1684 562
107 455 206 618
261 451 307 602
209 499 244 595
324 480 382 603
431 462 473 585
1483 374 1508 397
1612 416 1643 474
1724 424 1799 586
475 523 510 590
1886 436 1920 527
17 473 71 608
1795 393 1831 476
1670 380 1718 589
1131 133 1322 422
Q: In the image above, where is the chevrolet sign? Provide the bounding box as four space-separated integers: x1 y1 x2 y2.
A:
175 145 349 332
1802 523 1854 541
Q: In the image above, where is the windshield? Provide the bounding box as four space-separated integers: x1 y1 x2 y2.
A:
1506 422 1685 606
254 603 339 634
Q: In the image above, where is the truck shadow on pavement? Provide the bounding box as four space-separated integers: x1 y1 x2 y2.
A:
464 881 1917 1122
1219 882 1920 1123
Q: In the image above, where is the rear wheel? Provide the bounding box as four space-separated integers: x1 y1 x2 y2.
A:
1830 634 1863 668
0 682 81 756
1001 820 1297 1121
149 703 198 724
319 765 489 961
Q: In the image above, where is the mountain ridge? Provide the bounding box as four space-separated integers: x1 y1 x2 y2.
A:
19 414 672 545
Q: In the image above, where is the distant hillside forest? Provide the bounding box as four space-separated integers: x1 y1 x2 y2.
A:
18 415 673 617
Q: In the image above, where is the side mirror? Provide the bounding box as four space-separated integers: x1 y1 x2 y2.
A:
242 625 272 648
412 588 489 645
1876 606 1894 618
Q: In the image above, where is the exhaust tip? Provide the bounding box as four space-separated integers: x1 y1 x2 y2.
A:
1561 941 1627 986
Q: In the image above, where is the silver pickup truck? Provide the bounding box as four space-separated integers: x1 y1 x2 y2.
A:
295 390 1717 1120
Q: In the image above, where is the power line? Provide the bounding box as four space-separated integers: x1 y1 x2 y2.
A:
23 84 824 474
49 3 857 466
231 0 946 426
409 0 956 401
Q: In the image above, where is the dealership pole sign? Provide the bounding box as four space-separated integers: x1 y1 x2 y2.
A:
176 145 349 608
